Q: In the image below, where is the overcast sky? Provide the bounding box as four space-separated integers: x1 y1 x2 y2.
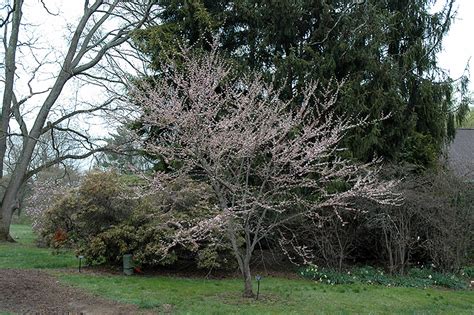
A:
438 0 474 96
437 0 473 91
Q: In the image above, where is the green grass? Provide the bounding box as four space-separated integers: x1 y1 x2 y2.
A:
10 212 33 225
2 225 473 314
59 273 474 314
458 110 474 128
8 224 36 245
0 224 77 269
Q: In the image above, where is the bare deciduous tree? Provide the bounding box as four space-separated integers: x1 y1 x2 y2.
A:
134 48 400 297
0 0 156 241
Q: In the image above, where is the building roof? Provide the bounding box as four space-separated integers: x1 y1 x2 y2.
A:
448 128 474 179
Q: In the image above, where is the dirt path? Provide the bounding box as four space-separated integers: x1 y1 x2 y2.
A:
0 269 150 314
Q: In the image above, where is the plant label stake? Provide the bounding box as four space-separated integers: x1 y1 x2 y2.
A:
78 255 84 273
255 275 262 300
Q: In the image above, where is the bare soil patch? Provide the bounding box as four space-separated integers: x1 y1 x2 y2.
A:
0 269 149 314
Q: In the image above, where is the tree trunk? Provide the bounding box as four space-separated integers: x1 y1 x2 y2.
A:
0 62 71 238
383 227 394 274
0 173 21 242
0 206 14 242
0 0 24 243
225 222 255 298
242 258 254 298
0 0 23 178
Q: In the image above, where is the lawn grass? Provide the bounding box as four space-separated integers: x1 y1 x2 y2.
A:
8 224 36 245
59 273 474 314
0 224 77 269
458 110 474 128
2 225 473 314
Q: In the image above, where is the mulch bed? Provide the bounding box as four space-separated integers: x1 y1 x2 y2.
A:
0 269 148 314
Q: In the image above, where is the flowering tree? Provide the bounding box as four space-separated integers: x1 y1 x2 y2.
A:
134 48 399 297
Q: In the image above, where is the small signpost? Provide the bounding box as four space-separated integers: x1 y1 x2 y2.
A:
255 275 262 300
123 254 134 275
78 255 84 273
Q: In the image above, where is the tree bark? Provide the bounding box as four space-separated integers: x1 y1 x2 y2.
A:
242 258 254 298
0 0 23 178
0 0 23 242
0 206 14 242
225 217 254 298
0 69 70 241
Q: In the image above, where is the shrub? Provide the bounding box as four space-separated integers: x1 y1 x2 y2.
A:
38 192 84 247
296 167 474 273
37 171 134 247
24 166 81 234
391 170 474 272
37 171 235 270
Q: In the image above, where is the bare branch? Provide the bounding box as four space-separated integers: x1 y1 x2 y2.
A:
40 97 118 134
25 146 111 180
0 2 15 28
39 0 59 16
11 92 28 138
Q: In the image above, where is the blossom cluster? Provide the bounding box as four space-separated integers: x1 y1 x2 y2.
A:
132 45 401 281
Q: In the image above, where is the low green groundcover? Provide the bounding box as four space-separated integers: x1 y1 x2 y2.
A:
299 265 470 290
2 224 473 314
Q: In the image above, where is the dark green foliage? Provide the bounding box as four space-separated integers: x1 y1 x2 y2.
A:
461 266 474 278
134 0 470 167
38 171 135 248
457 108 474 128
96 126 154 173
38 171 235 270
299 265 469 290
